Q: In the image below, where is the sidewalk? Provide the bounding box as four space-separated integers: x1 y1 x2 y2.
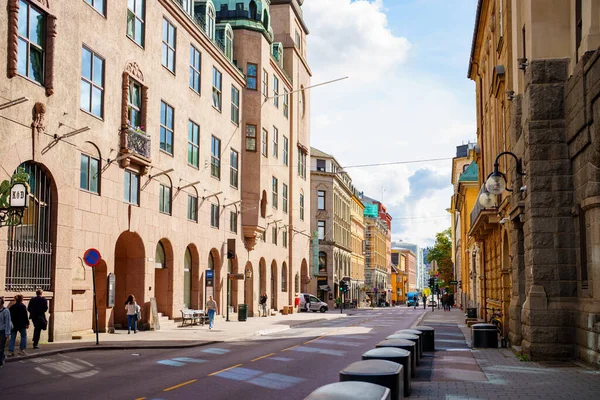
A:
412 308 600 399
6 309 351 363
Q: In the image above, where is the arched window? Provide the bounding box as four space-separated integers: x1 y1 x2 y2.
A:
281 263 287 292
295 272 300 293
318 251 327 273
263 9 269 30
208 251 214 270
155 242 166 269
260 190 267 218
225 26 234 60
249 0 257 20
206 3 216 40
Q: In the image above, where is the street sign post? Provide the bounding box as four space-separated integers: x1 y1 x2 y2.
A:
83 248 102 345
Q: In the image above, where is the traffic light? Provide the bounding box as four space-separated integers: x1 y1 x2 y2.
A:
339 279 349 293
429 277 435 288
435 282 440 294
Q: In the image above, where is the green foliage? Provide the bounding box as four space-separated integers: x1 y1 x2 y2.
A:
517 353 530 362
427 228 453 286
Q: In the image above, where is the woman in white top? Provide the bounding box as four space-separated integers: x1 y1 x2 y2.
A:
124 294 139 334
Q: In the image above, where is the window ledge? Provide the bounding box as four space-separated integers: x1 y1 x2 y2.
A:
210 174 221 182
162 65 176 76
79 188 100 196
126 35 145 50
80 108 104 121
212 105 222 114
16 73 45 89
159 149 174 157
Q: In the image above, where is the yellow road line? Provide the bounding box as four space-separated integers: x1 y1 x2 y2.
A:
208 363 243 376
304 336 324 344
163 379 197 392
281 345 299 352
135 398 147 400
251 353 276 362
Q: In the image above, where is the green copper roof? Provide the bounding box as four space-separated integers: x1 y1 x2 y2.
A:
458 162 478 182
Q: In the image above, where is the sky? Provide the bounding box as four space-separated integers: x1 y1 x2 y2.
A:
303 0 478 247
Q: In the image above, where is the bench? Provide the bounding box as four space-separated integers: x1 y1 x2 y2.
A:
180 309 208 327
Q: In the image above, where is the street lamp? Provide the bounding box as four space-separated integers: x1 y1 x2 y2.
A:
485 151 526 195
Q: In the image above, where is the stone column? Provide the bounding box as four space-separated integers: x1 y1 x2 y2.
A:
519 59 577 359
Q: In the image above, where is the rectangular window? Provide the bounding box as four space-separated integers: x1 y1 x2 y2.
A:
189 45 201 93
124 170 140 205
272 126 279 158
300 193 304 221
188 120 199 168
282 229 288 248
162 18 176 72
128 80 142 127
272 226 278 245
231 86 240 125
273 76 279 108
80 154 99 194
80 46 104 118
159 184 172 215
211 135 221 179
212 67 222 110
247 63 257 90
318 190 326 210
230 149 239 188
187 194 198 222
160 101 174 155
318 220 325 240
210 203 219 228
282 183 288 213
127 0 145 47
295 30 301 50
17 1 46 84
230 211 238 233
576 0 582 60
298 148 307 178
316 159 326 172
84 0 105 15
283 88 289 118
272 176 278 209
283 136 288 166
261 129 268 157
262 69 268 99
246 124 257 151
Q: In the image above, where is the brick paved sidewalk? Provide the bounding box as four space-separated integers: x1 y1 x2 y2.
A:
411 308 600 399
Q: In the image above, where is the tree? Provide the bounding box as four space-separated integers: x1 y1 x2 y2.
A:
427 228 453 286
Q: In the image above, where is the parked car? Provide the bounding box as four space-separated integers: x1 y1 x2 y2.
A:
298 293 328 313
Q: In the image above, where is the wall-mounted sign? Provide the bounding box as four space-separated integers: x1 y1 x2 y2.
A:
9 183 28 208
83 248 102 267
206 269 214 287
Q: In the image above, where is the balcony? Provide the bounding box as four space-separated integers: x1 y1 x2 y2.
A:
120 126 151 171
468 184 500 241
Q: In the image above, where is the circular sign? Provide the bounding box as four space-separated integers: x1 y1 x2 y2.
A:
83 248 102 267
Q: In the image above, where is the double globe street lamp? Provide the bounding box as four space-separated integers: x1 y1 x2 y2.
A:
478 151 527 208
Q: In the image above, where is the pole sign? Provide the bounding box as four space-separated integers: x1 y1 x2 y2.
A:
83 248 102 267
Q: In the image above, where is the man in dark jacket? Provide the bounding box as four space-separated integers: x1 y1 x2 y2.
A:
8 294 29 356
27 289 48 349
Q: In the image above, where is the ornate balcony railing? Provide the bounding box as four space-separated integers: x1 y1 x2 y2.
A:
124 126 151 159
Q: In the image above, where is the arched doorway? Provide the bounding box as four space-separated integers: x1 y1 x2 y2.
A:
300 259 308 293
187 244 201 309
229 257 239 310
114 231 145 328
259 258 267 296
271 260 278 310
207 248 221 313
94 260 108 332
244 261 254 316
184 247 192 309
154 239 174 318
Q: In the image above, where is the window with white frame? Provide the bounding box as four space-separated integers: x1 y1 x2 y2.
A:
80 46 104 118
189 45 201 93
187 194 198 222
211 135 221 179
230 149 239 188
318 220 325 240
282 229 288 248
127 0 145 47
282 183 288 213
159 183 172 215
300 193 304 221
295 30 301 50
283 88 289 118
298 148 307 178
230 210 237 233
80 153 99 194
188 120 199 168
212 67 222 111
162 18 176 72
318 190 326 210
84 0 105 15
262 128 268 157
225 27 233 60
206 4 215 40
210 203 219 228
272 177 278 209
273 76 279 108
247 63 257 90
128 80 142 127
124 170 140 205
246 124 257 151
272 126 278 158
17 1 46 84
262 69 268 99
272 226 277 245
231 86 240 125
283 136 288 166
160 101 174 155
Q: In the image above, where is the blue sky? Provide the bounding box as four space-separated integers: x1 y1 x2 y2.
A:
304 0 478 247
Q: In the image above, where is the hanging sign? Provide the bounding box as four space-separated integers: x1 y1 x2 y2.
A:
9 183 28 208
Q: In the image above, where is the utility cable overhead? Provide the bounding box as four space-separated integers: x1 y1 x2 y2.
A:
342 157 453 169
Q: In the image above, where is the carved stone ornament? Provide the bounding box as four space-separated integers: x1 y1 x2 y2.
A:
244 235 257 251
32 102 47 134
125 62 145 84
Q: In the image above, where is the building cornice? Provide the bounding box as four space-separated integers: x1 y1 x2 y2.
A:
468 0 485 79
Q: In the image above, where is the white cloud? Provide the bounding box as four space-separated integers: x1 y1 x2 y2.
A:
304 0 475 247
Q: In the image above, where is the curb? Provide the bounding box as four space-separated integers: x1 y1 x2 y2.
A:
5 340 222 363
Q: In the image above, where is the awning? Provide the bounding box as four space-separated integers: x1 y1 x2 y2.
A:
319 285 331 291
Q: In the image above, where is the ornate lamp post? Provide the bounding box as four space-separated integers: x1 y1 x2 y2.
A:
478 151 526 207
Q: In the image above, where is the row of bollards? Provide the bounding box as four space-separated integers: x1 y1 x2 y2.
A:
305 326 435 400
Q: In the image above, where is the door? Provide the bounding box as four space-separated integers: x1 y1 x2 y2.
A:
184 248 192 308
309 296 320 311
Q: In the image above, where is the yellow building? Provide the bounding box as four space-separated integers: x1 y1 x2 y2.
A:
350 191 366 306
391 250 408 305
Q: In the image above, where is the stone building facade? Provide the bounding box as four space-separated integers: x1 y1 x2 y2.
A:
468 0 600 364
0 0 311 341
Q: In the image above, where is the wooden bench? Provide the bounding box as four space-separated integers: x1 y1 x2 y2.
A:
180 309 208 327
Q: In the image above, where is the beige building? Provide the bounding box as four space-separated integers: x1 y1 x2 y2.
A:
364 214 388 306
468 0 600 363
309 147 355 308
0 0 311 342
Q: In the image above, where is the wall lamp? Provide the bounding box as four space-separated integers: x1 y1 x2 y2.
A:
485 151 526 195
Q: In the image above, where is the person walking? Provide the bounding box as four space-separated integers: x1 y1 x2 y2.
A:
8 294 29 356
0 297 11 368
259 293 268 317
124 294 139 334
304 294 311 312
27 289 48 349
422 294 427 309
449 293 455 310
206 296 217 330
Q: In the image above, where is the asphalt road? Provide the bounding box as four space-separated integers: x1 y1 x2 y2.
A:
0 307 425 400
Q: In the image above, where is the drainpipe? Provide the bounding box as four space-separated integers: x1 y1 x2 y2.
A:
481 241 487 321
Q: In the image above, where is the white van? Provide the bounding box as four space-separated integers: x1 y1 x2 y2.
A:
298 293 328 313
